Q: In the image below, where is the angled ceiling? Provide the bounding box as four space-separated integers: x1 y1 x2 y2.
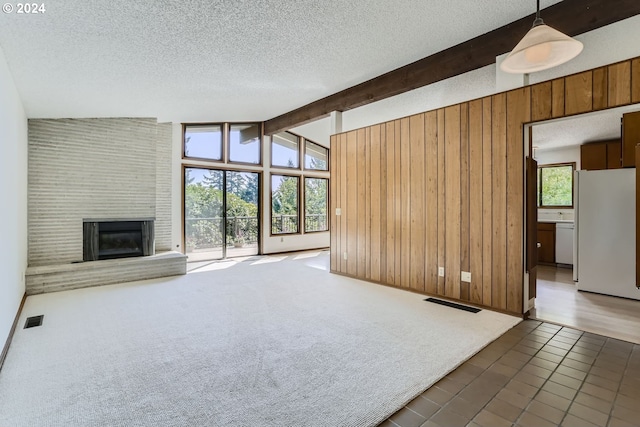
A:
0 0 566 122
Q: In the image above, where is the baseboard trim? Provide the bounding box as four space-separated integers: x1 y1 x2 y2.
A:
0 292 27 372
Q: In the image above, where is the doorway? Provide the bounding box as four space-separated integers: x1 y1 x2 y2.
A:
184 167 260 261
526 107 640 343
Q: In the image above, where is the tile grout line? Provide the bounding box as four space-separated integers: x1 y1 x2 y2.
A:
606 338 634 427
512 323 578 426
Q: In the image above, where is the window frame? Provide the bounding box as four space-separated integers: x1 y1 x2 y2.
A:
271 131 301 170
304 177 329 233
304 140 329 171
270 173 301 236
227 122 263 166
182 123 225 163
537 162 576 209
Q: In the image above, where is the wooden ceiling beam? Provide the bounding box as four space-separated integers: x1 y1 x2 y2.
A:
264 0 640 135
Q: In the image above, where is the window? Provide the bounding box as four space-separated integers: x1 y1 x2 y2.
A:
184 125 223 161
538 163 575 208
272 132 300 168
271 175 299 234
304 141 328 171
229 123 261 164
305 178 328 232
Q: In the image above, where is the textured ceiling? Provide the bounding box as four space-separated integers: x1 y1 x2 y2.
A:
0 0 561 122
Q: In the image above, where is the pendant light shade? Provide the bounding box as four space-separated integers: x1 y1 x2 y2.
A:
500 2 583 74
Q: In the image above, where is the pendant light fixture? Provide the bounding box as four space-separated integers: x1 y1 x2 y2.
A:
500 0 583 74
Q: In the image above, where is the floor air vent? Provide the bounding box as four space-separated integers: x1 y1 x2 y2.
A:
24 315 44 329
425 298 481 313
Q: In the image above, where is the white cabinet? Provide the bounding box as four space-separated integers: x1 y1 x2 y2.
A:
555 222 574 265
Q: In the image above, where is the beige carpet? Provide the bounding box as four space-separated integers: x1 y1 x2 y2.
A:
0 251 520 426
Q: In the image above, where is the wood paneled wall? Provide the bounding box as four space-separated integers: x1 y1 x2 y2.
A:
330 56 640 315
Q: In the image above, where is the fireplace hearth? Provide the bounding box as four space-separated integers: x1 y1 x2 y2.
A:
83 219 154 261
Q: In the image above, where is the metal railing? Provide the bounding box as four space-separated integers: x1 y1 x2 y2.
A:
186 214 328 249
185 216 258 250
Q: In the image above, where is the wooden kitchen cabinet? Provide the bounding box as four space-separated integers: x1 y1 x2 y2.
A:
537 222 556 264
622 111 640 167
581 142 607 170
607 140 622 169
580 140 621 170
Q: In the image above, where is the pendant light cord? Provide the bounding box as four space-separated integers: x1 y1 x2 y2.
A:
533 0 544 27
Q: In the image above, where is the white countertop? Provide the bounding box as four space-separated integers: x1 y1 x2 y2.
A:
538 219 574 224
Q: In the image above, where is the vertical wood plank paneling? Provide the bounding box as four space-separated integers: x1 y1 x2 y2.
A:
400 118 411 289
460 103 470 301
506 88 530 314
552 78 565 118
379 125 387 282
593 67 608 110
339 133 348 274
608 61 631 107
468 100 483 304
330 135 337 271
565 71 593 115
329 55 640 316
531 82 552 122
437 109 446 295
385 122 396 285
370 125 381 282
445 105 461 299
482 97 493 307
356 129 367 278
425 111 439 295
346 131 358 276
394 120 403 287
632 58 640 104
364 128 371 279
410 114 426 292
492 93 507 311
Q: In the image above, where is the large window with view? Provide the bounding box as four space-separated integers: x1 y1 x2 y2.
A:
271 175 299 234
182 122 329 260
537 163 575 208
305 178 328 232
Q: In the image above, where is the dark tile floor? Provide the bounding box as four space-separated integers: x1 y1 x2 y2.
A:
379 320 640 427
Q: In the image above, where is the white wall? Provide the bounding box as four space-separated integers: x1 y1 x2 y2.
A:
534 146 581 170
0 45 28 347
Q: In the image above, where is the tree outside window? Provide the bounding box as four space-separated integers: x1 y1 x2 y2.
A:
305 178 328 232
271 175 299 234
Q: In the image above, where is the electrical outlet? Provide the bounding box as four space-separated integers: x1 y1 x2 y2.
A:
343 252 348 260
280 237 284 242
438 267 445 277
461 271 471 282
336 208 342 216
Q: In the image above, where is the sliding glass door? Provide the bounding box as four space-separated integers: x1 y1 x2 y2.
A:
184 167 259 261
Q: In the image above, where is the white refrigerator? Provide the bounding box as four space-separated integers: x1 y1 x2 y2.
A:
574 168 640 300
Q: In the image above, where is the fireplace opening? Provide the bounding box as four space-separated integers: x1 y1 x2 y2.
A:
99 222 144 259
83 219 154 261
